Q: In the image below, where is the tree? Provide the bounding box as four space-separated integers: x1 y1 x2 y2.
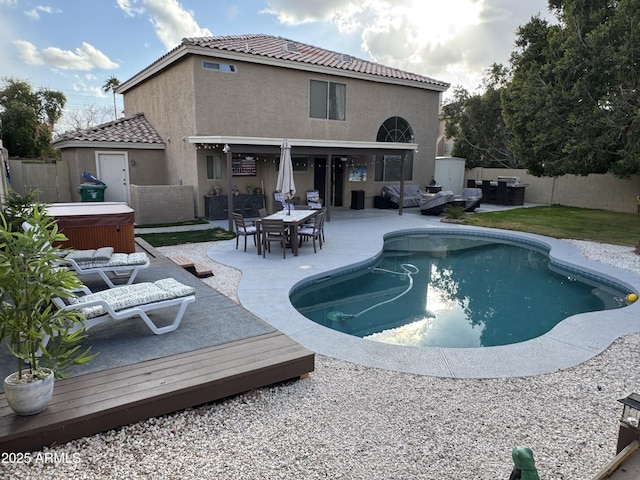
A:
442 64 519 169
503 1 640 178
0 78 66 158
102 76 120 120
55 104 113 137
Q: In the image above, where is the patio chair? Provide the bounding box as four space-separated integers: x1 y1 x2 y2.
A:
457 187 483 212
258 207 269 218
50 278 196 340
261 218 287 258
232 212 258 252
496 181 512 205
306 190 323 209
298 210 324 253
62 247 150 289
274 191 295 211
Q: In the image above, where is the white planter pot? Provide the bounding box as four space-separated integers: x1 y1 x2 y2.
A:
3 368 54 416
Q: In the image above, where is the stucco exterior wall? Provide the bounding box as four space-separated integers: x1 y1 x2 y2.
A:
124 55 442 216
122 58 197 189
466 167 640 213
60 148 168 202
130 184 194 224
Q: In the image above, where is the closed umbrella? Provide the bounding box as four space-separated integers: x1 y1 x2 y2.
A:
276 139 296 212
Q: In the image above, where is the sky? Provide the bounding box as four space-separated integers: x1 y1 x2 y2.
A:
0 0 556 120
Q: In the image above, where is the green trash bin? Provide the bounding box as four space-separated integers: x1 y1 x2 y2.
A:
78 183 107 202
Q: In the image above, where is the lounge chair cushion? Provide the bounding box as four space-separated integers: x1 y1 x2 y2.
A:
66 247 114 263
68 278 196 319
65 249 148 268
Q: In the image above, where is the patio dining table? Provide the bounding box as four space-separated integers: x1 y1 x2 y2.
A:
257 209 317 257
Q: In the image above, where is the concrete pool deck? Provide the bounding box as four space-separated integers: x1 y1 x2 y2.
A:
203 204 640 378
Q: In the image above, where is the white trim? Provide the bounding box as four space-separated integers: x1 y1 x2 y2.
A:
188 135 418 151
53 140 165 150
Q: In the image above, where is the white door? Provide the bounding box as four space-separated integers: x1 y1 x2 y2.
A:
95 152 130 203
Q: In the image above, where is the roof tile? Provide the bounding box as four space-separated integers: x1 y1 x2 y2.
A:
181 34 449 88
54 113 163 145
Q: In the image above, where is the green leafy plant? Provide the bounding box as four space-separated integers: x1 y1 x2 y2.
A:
444 205 466 220
0 204 96 380
2 188 41 231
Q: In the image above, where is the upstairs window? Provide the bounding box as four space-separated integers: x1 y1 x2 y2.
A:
203 61 236 73
310 80 346 120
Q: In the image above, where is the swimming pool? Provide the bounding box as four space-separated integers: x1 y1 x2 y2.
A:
290 232 629 348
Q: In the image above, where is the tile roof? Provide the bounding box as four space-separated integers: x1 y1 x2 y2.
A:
53 112 164 146
176 34 449 90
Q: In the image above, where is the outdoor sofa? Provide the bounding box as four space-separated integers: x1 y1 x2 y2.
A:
381 184 426 208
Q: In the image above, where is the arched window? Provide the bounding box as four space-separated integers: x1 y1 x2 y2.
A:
375 117 414 181
376 117 414 143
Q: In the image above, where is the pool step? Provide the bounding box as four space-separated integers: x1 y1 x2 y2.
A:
167 255 213 278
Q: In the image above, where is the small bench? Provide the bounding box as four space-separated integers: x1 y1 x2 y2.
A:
167 255 213 278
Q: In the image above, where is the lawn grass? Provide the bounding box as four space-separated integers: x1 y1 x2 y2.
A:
464 205 640 246
137 227 235 247
135 218 209 229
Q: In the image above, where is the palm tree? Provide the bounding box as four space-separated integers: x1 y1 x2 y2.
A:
102 76 121 120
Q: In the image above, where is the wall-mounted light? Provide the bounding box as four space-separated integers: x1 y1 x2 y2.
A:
130 158 136 166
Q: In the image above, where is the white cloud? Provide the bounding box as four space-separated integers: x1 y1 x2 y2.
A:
117 0 212 50
24 5 61 20
265 0 553 94
116 0 144 17
0 0 17 6
14 40 119 70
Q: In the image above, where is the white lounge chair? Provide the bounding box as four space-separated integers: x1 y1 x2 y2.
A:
51 278 196 337
63 247 150 288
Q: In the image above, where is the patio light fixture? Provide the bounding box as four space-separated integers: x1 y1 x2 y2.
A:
616 392 640 453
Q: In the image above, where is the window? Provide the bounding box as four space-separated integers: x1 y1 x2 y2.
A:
292 156 309 172
309 80 346 120
375 117 414 181
375 154 413 182
206 155 223 180
377 117 414 143
276 156 309 172
203 61 236 73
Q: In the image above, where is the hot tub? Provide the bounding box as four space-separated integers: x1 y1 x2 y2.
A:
46 202 136 253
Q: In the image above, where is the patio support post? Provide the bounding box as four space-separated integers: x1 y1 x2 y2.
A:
398 151 406 216
224 144 233 232
325 154 331 222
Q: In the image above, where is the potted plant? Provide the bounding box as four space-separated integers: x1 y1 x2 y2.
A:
213 183 223 196
246 183 256 195
0 202 95 416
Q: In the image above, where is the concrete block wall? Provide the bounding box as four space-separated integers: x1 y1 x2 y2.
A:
130 184 195 225
466 168 640 213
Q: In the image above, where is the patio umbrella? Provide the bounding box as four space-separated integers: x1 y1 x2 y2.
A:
276 139 296 206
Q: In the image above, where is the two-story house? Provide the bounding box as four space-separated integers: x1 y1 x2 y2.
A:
54 34 449 219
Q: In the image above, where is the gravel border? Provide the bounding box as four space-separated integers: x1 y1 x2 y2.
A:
1 240 639 479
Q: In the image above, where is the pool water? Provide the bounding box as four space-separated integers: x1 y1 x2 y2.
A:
290 234 627 348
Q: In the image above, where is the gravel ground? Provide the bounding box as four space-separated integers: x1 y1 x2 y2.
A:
2 240 639 480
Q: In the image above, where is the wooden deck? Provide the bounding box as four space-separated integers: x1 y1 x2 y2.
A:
0 331 314 453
